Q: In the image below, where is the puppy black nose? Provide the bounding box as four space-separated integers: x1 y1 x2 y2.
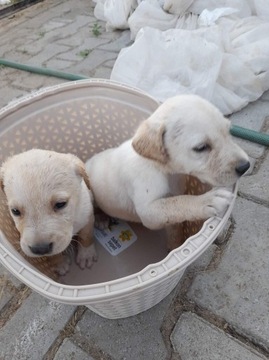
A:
235 160 250 176
29 242 53 255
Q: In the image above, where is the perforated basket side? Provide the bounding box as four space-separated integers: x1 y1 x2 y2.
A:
85 269 185 319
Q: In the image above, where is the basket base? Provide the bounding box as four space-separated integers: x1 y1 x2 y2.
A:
61 223 168 285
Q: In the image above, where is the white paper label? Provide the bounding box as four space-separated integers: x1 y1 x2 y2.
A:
94 219 137 256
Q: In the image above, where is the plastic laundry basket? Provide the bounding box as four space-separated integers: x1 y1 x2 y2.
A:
0 79 237 319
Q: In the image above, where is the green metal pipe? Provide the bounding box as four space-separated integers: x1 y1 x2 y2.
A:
0 58 268 147
0 58 87 81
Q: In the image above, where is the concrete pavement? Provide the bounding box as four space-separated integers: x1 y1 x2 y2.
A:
0 1 268 359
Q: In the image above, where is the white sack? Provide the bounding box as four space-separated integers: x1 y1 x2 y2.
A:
189 0 252 17
163 0 194 14
94 0 269 114
103 0 137 30
93 0 267 30
111 26 223 103
93 0 107 22
247 0 269 21
198 7 239 26
111 15 269 114
128 1 179 39
129 1 202 39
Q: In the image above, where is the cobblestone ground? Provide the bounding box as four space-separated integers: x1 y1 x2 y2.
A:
0 1 268 359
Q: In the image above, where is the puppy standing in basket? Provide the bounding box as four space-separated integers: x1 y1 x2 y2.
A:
86 95 250 249
0 149 97 275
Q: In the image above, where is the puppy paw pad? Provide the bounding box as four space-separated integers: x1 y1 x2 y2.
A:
202 188 234 217
76 244 97 269
55 259 71 276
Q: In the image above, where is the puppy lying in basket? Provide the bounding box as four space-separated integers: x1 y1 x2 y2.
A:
86 95 250 250
0 149 97 278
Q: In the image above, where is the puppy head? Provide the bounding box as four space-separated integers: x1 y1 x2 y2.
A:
0 149 91 257
132 95 250 187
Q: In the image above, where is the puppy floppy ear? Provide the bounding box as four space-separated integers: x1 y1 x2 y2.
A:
68 155 91 190
132 120 169 164
75 161 91 190
0 166 5 194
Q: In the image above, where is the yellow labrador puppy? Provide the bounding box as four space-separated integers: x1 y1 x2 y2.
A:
86 95 250 247
0 149 97 275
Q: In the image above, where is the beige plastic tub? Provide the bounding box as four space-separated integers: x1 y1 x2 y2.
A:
0 79 237 319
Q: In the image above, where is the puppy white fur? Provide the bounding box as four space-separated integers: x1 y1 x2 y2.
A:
86 95 249 240
0 149 97 274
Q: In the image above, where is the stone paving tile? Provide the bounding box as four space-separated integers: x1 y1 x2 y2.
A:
0 290 12 312
3 49 32 65
0 270 13 311
0 85 28 108
48 14 94 38
189 244 217 271
230 95 269 130
41 75 66 88
0 292 76 359
17 0 82 29
54 339 94 360
74 292 178 360
41 18 73 33
0 262 22 303
16 39 50 57
45 58 77 71
229 99 269 159
11 72 46 91
98 30 132 52
98 28 126 41
26 43 72 67
171 312 267 360
58 43 110 63
57 34 111 51
0 263 22 288
23 0 65 22
0 28 38 48
0 77 13 88
69 49 118 75
0 73 65 109
103 59 118 68
187 197 269 350
76 311 168 360
91 65 112 79
240 153 269 203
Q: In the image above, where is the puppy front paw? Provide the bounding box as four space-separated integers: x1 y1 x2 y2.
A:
201 188 234 218
76 243 97 269
54 254 72 276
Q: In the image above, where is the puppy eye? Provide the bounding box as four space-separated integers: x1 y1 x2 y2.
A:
54 201 67 211
11 208 21 216
193 143 211 152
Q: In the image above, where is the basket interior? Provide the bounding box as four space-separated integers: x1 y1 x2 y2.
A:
0 81 209 285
